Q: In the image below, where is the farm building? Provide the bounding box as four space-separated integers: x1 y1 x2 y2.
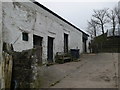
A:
1 0 89 64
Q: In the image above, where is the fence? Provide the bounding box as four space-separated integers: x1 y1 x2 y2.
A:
91 44 120 53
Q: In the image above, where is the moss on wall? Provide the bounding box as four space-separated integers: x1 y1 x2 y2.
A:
11 48 40 89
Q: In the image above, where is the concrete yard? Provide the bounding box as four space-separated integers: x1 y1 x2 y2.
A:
45 53 119 88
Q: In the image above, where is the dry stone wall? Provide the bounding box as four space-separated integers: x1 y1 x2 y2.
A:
1 42 40 89
11 48 39 89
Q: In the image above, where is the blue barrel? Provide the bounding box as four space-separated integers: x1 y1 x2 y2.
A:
70 49 80 59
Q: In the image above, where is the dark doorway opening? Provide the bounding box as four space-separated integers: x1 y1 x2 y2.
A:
64 33 68 53
83 33 88 53
83 39 87 53
33 35 43 47
47 36 54 63
33 35 43 64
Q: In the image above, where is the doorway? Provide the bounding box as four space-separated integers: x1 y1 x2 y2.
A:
64 33 68 53
33 35 43 47
47 36 54 63
33 35 43 64
83 39 87 53
83 33 88 53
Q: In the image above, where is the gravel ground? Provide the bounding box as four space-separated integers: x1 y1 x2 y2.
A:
38 53 119 88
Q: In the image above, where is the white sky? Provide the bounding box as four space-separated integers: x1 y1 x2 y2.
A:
36 0 119 32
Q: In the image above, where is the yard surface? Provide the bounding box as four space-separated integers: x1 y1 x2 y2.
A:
49 53 119 88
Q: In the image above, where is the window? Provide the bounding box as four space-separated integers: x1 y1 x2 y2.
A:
22 32 28 41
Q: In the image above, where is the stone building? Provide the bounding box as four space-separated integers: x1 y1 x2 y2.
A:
0 0 90 88
2 0 89 64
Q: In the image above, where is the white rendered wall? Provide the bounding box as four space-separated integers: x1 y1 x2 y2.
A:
2 1 85 63
0 1 4 89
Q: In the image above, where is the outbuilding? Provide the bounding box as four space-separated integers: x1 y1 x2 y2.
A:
2 0 89 64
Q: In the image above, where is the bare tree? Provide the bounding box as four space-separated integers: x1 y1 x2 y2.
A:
107 8 117 36
87 24 94 39
87 19 98 37
92 8 109 34
114 6 120 24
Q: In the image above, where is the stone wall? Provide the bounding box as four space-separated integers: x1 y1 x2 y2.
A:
11 48 39 89
1 42 40 89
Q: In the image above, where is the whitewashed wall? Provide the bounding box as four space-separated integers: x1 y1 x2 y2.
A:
0 1 2 64
0 1 4 89
2 1 85 63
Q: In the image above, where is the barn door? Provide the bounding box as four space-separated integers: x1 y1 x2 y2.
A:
83 39 87 53
64 33 68 53
47 36 54 63
33 35 43 64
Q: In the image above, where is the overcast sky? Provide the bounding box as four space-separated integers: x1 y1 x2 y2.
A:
36 0 119 32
